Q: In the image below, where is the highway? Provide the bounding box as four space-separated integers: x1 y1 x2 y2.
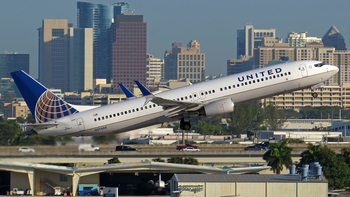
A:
0 144 346 164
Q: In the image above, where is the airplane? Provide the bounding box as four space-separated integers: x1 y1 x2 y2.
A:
11 60 338 137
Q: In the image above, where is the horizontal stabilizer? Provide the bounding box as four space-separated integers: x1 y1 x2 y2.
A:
25 123 59 130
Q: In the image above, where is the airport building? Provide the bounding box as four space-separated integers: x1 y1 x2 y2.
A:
38 19 93 92
164 41 205 83
170 172 328 197
0 161 270 196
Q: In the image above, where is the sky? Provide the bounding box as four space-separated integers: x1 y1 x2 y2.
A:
0 0 350 78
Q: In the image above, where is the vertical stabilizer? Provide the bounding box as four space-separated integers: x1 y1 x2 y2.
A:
11 70 78 123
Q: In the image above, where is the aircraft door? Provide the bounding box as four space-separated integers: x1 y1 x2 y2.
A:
76 117 85 131
299 64 308 77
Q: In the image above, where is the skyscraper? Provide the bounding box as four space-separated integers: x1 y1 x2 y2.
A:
0 53 29 78
38 19 93 92
38 19 70 92
147 54 164 83
237 25 277 58
287 32 322 47
164 40 205 83
77 1 130 81
322 25 347 50
110 14 147 93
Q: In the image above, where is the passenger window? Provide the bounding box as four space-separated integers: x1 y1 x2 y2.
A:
249 81 251 84
253 80 255 83
228 86 231 89
109 115 112 118
209 90 212 93
205 91 208 95
281 73 283 77
153 104 156 107
273 75 276 78
141 107 143 110
145 106 147 109
266 77 268 80
181 97 183 100
125 111 127 114
113 114 116 117
189 95 192 98
233 85 235 88
94 118 97 121
261 78 264 81
194 94 197 97
257 79 260 82
105 116 108 119
213 90 215 93
241 83 244 86
288 72 291 75
220 88 223 91
245 82 247 85
98 118 101 121
277 74 279 77
224 87 227 90
136 108 139 111
237 84 240 87
201 92 204 95
270 76 272 79
177 98 179 101
185 96 187 99
132 109 135 112
149 105 152 108
102 117 104 120
117 113 120 116
121 112 123 115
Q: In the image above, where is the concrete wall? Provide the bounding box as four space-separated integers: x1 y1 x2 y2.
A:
174 181 328 197
236 182 265 196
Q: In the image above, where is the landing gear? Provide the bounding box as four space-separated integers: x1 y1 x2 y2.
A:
180 118 191 130
312 92 318 98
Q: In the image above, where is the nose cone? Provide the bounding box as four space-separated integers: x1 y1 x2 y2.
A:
326 65 339 74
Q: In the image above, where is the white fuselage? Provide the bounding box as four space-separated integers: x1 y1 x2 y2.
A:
38 61 338 137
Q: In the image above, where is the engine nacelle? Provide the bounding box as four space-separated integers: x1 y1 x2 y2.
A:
199 98 234 117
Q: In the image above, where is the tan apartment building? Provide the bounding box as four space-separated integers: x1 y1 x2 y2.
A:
262 83 350 110
164 40 205 83
3 101 30 118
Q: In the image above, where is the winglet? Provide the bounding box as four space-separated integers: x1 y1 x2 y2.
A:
118 83 136 99
135 81 154 106
135 81 152 96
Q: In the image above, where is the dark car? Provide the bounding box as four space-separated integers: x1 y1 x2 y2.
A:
115 145 137 151
244 144 268 151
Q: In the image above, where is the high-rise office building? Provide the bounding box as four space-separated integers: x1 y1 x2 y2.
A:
237 25 278 58
68 28 93 92
287 32 322 47
38 19 93 92
0 53 29 78
110 15 147 93
164 41 205 83
146 54 163 83
77 1 129 81
38 19 70 92
322 25 347 50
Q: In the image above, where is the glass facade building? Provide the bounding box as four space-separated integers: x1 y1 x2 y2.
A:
77 1 129 82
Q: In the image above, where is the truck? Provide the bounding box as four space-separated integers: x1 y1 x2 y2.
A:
176 144 199 151
78 144 100 151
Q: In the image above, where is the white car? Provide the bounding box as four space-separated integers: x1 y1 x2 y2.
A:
18 147 35 152
180 147 200 152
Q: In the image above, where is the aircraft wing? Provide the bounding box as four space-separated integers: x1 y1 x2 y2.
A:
134 81 204 117
25 123 59 130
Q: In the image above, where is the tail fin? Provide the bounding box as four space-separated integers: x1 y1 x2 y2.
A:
11 70 79 123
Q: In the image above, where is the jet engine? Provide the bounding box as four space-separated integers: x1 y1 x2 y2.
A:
198 98 234 117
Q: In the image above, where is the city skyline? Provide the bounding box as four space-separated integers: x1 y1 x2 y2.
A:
0 0 349 78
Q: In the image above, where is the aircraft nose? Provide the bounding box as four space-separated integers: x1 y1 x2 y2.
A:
327 65 339 73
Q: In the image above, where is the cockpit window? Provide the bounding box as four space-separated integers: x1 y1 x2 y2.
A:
314 63 324 67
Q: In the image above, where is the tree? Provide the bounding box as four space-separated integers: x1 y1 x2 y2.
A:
152 158 165 162
0 120 22 145
299 144 350 189
341 148 350 167
167 156 183 164
108 157 121 164
228 101 265 134
26 114 36 123
183 157 199 165
264 102 287 130
93 134 117 144
192 120 223 135
263 140 292 174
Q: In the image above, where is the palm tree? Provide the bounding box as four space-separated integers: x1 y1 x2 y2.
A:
299 143 323 164
263 140 292 174
183 157 199 165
